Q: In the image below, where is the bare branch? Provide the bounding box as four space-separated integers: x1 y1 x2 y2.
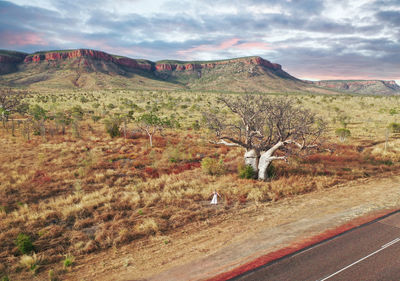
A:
204 94 326 180
268 156 288 162
210 139 241 147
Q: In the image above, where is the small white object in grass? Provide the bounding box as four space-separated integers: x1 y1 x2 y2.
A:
210 190 221 205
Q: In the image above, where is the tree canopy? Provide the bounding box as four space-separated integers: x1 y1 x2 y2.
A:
204 94 325 180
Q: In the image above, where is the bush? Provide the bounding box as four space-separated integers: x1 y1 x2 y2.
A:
191 120 200 131
388 122 400 133
104 117 121 138
201 157 226 175
48 269 58 281
70 105 84 120
238 164 256 179
107 103 116 109
91 115 101 123
16 233 34 254
62 254 75 268
335 128 351 142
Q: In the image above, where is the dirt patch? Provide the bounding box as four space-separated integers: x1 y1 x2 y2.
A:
58 174 400 281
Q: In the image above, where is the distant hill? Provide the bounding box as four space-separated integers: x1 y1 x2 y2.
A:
313 80 400 95
0 49 398 95
0 49 177 90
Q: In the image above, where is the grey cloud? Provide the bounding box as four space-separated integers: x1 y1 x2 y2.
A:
0 0 399 80
0 1 74 30
376 11 400 27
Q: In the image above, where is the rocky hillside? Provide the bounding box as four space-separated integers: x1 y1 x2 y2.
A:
0 50 27 75
314 80 400 95
0 49 309 92
1 48 397 95
22 49 153 72
0 49 176 90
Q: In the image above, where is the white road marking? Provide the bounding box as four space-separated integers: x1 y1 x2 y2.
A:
381 238 400 249
318 237 400 281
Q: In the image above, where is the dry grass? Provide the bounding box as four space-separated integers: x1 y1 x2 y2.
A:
19 253 42 274
1 90 400 280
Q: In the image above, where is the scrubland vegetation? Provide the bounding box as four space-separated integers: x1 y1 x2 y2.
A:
1 89 400 280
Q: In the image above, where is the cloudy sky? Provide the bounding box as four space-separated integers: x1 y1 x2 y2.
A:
0 0 399 82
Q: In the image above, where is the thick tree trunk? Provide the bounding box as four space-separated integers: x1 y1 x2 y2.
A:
257 141 286 181
258 152 273 180
244 149 260 177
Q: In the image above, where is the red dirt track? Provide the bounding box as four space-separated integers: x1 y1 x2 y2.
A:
207 208 399 281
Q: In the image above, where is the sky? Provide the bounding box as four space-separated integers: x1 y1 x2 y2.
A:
0 0 399 82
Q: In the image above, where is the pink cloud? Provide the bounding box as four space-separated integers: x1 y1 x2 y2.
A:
235 42 273 50
177 38 240 56
3 31 48 46
177 38 276 58
219 38 240 49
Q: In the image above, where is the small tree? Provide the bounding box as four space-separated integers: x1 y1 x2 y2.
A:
55 111 71 135
29 105 47 137
0 88 27 115
70 106 84 138
335 128 351 142
120 113 132 139
104 115 122 138
203 94 325 180
136 112 165 147
0 88 28 132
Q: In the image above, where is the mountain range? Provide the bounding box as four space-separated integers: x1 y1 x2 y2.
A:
0 49 399 95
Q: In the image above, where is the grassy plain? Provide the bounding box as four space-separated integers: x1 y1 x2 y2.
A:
1 89 400 280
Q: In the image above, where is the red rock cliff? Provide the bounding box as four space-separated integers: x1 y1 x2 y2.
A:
23 49 152 71
19 50 283 74
154 56 282 72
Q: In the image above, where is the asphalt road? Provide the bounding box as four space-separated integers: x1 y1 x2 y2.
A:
232 211 400 281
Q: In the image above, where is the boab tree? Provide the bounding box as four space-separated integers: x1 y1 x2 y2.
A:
204 94 325 180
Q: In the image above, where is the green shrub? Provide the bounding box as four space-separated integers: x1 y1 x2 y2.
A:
91 115 101 123
48 269 57 281
92 102 100 109
16 233 34 254
335 128 351 142
104 117 121 138
201 157 225 175
80 96 89 103
238 164 256 179
266 163 276 179
388 122 400 133
70 105 84 120
191 120 201 131
62 255 75 268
